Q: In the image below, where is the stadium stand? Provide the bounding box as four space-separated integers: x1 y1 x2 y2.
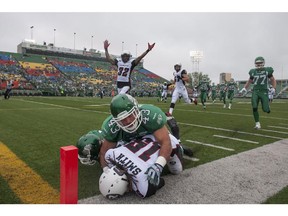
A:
0 48 168 97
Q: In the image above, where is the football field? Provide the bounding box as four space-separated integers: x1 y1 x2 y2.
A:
0 96 288 204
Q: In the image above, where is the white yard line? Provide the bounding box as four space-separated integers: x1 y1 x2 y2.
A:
260 129 288 135
15 99 110 115
183 155 200 161
186 140 235 151
279 123 288 126
178 122 285 140
213 135 259 144
268 125 288 130
84 104 110 107
176 108 288 121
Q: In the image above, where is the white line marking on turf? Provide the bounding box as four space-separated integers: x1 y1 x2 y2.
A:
15 99 110 115
176 108 288 121
178 122 285 140
213 135 259 144
268 125 288 130
84 104 110 107
260 129 288 135
183 155 200 161
279 123 288 126
186 140 235 151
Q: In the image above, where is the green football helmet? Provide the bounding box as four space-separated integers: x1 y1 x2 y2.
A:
110 94 142 133
76 130 103 165
255 56 265 68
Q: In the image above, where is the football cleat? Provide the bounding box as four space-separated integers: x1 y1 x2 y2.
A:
254 122 261 130
182 146 194 157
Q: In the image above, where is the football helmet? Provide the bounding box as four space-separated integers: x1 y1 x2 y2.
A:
76 130 103 165
99 166 129 199
110 94 142 133
255 56 265 68
121 50 131 62
230 78 234 82
164 82 167 85
174 63 182 71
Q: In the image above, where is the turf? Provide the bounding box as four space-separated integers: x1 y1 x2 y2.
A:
0 96 287 203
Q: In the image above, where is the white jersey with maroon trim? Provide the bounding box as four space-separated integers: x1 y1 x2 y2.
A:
173 70 187 89
105 134 183 198
116 58 136 83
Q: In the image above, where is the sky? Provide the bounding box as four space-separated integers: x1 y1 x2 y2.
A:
1 2 288 84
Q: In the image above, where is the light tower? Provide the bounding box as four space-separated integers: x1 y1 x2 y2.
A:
189 50 204 73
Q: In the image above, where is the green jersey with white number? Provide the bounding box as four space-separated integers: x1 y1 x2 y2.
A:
198 81 210 92
227 81 238 92
249 67 274 91
219 83 227 93
101 104 167 143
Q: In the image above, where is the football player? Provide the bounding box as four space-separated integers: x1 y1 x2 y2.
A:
211 82 217 104
219 81 227 108
104 40 155 94
240 56 276 129
77 132 183 198
268 84 276 103
196 78 211 109
226 78 238 109
160 82 172 103
168 63 197 115
4 80 13 99
100 94 173 189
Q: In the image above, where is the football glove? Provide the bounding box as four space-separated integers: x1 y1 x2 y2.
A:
145 163 163 186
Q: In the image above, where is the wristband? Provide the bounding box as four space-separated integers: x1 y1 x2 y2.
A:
155 156 167 167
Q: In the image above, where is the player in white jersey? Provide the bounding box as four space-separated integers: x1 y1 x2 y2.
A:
104 134 183 198
160 82 172 102
104 40 155 94
268 85 275 103
168 63 196 115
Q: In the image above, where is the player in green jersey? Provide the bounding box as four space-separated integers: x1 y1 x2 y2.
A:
226 78 239 109
219 81 227 108
197 78 211 109
211 82 217 103
100 94 173 188
240 56 276 129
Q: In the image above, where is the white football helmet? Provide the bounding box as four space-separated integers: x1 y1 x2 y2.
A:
99 166 129 199
174 63 182 71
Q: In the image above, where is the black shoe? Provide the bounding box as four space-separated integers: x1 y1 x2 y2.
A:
183 146 193 157
158 178 165 189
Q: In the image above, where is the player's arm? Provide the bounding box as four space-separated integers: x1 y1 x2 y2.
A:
104 40 116 65
99 139 117 169
153 125 172 163
133 42 155 65
181 71 189 82
269 76 276 89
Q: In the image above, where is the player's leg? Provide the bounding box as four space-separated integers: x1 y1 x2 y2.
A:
260 91 271 113
168 90 179 115
164 91 168 102
251 91 261 129
228 92 234 109
167 135 183 175
118 86 130 94
181 89 191 104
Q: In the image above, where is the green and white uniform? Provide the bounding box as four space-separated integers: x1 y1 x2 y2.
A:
227 81 238 104
219 83 227 104
248 67 274 122
211 84 217 102
102 104 167 143
197 81 210 108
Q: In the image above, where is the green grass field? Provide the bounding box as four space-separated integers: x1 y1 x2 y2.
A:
0 96 288 204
